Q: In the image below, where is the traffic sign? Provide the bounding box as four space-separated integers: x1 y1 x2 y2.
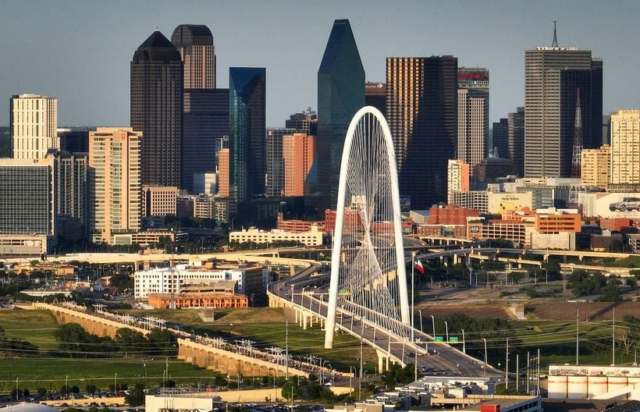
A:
434 336 444 343
450 337 459 344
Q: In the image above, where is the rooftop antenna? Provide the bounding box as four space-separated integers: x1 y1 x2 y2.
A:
552 21 559 47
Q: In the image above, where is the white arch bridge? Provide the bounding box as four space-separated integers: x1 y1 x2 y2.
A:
270 107 499 377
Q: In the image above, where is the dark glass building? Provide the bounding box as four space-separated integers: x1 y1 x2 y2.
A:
229 67 266 203
387 56 458 209
365 82 386 117
508 107 525 177
492 118 509 158
182 89 229 193
131 31 183 187
316 19 365 212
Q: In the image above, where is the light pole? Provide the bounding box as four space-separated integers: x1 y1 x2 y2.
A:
483 338 488 376
419 310 423 333
143 361 147 386
114 372 118 393
461 329 466 354
444 321 449 343
431 315 435 338
302 287 307 308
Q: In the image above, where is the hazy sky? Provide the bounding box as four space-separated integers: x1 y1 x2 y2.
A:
2 0 639 128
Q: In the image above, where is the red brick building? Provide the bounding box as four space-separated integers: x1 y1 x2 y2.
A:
429 205 479 225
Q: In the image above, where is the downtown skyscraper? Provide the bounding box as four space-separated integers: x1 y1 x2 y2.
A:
229 67 266 203
457 68 489 174
171 24 216 89
11 94 58 159
172 24 228 194
524 33 603 178
387 56 458 209
316 19 365 212
131 30 183 187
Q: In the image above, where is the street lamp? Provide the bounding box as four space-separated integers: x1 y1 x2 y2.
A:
348 366 356 397
419 310 423 333
114 372 118 393
461 329 466 354
444 321 449 343
430 315 436 338
483 338 488 376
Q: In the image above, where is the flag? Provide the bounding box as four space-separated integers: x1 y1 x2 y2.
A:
415 259 424 274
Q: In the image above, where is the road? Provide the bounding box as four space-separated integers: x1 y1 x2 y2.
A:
272 267 500 379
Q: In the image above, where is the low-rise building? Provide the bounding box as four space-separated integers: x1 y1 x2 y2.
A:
229 224 323 246
134 260 268 300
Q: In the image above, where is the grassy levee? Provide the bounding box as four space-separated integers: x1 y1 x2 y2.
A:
123 308 379 371
0 307 378 392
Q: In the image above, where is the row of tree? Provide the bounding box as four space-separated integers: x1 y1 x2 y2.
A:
53 323 176 358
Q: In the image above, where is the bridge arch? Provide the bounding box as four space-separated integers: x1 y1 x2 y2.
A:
324 106 409 349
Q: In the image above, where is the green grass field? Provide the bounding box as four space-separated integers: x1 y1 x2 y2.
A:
0 357 218 392
123 308 378 371
0 310 59 350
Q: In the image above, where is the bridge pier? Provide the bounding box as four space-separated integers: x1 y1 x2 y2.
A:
376 350 390 373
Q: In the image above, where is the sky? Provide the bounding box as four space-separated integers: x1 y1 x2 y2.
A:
1 0 640 128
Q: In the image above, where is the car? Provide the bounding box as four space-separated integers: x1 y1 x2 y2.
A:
609 197 640 211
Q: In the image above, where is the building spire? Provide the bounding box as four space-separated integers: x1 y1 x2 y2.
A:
552 21 559 47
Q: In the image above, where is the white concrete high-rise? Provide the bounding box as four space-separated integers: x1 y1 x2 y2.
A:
10 94 58 159
610 110 640 184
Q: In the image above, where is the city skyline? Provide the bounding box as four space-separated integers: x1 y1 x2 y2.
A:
1 0 639 128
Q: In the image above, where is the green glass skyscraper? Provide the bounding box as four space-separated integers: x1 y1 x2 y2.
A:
229 67 266 204
315 19 365 213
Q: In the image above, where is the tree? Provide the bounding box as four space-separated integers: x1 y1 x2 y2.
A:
115 328 148 355
601 279 622 302
281 381 301 400
126 387 145 407
148 328 177 356
85 384 97 396
37 388 47 398
626 277 638 288
507 272 525 284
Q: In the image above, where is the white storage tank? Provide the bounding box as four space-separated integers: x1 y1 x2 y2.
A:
548 375 568 398
567 376 588 399
607 376 628 396
588 376 608 398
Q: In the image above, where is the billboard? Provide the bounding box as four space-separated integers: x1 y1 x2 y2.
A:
487 192 533 214
582 192 640 218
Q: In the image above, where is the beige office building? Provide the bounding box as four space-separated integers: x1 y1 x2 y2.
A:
447 159 470 204
89 127 142 244
581 145 610 188
10 94 58 159
283 133 316 197
610 110 640 184
143 186 178 217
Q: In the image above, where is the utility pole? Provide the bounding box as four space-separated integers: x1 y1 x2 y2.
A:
612 307 616 366
537 348 541 396
576 309 579 365
526 352 530 394
505 338 509 390
359 322 364 401
285 320 289 379
516 354 520 393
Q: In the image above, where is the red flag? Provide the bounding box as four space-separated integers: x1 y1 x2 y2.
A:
415 260 424 274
